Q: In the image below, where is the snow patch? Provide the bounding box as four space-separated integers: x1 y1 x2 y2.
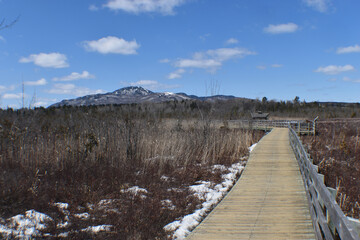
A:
74 213 90 220
161 199 176 210
164 162 245 239
81 225 113 233
161 175 170 181
249 143 257 152
58 232 69 238
0 210 53 239
121 186 148 198
54 202 69 210
212 164 227 171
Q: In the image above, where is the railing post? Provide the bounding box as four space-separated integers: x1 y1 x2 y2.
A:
288 127 360 240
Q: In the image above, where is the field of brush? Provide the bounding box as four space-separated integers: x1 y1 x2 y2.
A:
301 120 360 219
0 105 263 239
2 99 360 239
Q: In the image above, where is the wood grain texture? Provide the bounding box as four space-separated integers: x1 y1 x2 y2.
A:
187 128 316 240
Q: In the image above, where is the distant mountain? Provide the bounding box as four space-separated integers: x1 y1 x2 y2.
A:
50 86 237 107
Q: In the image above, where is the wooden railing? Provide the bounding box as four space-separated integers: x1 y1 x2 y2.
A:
226 118 317 135
289 127 360 240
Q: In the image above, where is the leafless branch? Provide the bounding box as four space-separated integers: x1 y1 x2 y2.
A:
0 16 20 31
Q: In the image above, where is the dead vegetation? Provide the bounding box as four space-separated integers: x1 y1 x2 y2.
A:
0 105 264 239
301 120 360 219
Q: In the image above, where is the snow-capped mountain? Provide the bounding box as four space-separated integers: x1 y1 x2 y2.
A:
50 86 235 107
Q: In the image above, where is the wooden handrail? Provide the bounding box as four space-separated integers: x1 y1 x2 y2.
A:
289 127 360 240
226 119 316 135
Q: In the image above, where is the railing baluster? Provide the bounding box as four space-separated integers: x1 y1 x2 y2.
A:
288 127 360 240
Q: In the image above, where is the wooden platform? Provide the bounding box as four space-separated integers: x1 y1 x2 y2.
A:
187 128 316 240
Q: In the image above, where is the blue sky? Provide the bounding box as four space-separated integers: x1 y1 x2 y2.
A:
1 0 360 108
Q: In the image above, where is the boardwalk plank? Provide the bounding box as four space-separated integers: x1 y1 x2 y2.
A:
187 128 316 240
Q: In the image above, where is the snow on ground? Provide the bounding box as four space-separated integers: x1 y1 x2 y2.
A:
164 161 246 239
121 186 148 195
74 212 90 220
0 210 53 239
121 186 148 198
81 225 113 233
249 143 257 152
0 202 113 239
53 202 69 210
161 199 176 210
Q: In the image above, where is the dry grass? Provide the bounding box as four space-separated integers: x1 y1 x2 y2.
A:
0 107 264 239
301 120 360 219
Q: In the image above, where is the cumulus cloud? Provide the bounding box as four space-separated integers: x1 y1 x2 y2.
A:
83 36 140 55
129 80 179 91
0 85 6 92
167 69 185 79
0 85 16 93
343 77 360 83
257 64 283 70
89 4 99 11
3 93 23 99
130 80 158 86
53 71 95 82
257 65 267 70
174 47 255 71
225 38 239 45
315 65 355 75
103 0 187 15
303 0 330 13
264 23 299 34
175 59 221 69
159 58 170 63
337 45 360 54
19 53 69 68
48 83 105 97
24 78 47 86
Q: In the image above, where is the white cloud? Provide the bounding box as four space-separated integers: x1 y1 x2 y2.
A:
264 23 299 34
32 97 57 107
83 36 140 55
3 93 23 99
175 59 221 69
34 101 49 107
343 77 360 83
89 4 99 11
24 78 47 86
225 38 238 45
337 45 360 54
0 36 5 42
257 64 283 70
207 48 255 61
0 85 6 92
303 0 330 13
53 71 95 82
174 47 255 71
19 53 69 68
48 83 105 96
315 65 355 75
103 0 187 15
0 85 16 94
130 80 158 86
159 58 170 63
129 80 180 91
168 69 185 79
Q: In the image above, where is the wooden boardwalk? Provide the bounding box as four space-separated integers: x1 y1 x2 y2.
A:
187 128 316 240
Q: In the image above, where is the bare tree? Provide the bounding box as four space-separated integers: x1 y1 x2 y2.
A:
0 16 20 31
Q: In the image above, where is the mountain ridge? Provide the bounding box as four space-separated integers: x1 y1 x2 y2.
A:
50 86 237 107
